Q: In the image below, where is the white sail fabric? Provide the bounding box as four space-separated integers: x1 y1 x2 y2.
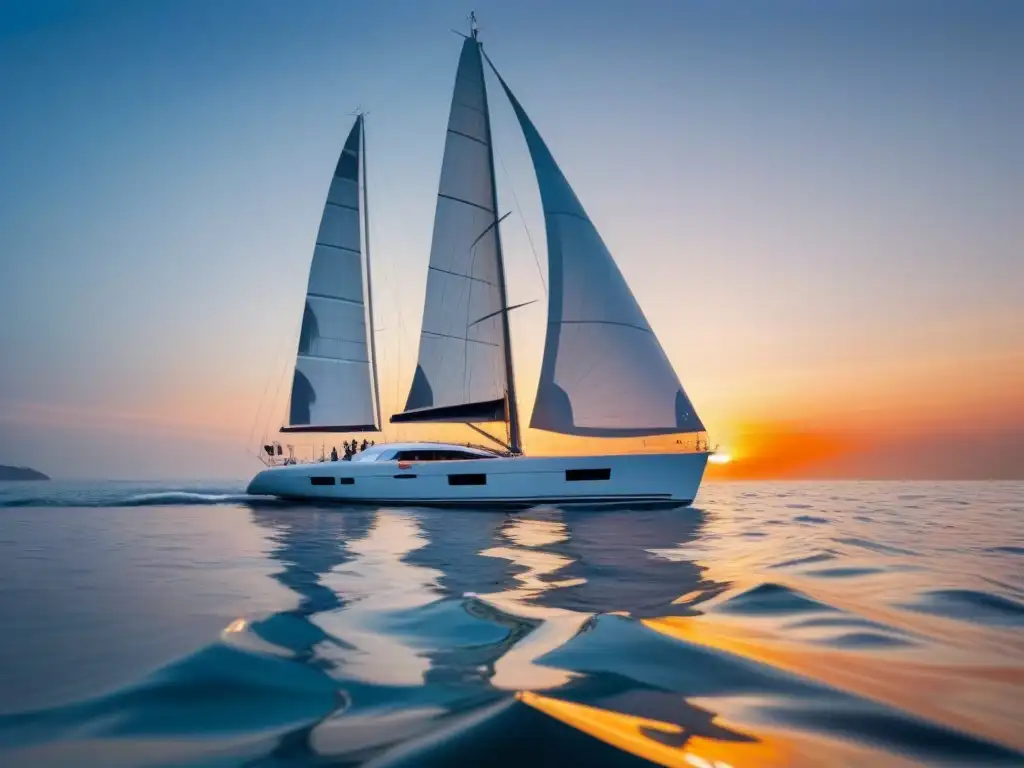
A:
395 38 508 424
285 117 378 432
491 69 704 437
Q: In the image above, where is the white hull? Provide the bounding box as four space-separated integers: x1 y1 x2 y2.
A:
247 451 708 509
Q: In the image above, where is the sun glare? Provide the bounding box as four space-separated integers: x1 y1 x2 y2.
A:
708 452 732 464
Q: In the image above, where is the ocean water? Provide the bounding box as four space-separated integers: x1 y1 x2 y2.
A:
0 481 1021 767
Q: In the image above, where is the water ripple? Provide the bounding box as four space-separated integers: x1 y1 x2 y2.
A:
901 589 1024 627
0 481 1021 765
712 583 839 616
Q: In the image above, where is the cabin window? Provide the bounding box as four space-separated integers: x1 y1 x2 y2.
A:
310 476 336 486
565 468 611 482
448 473 487 486
442 450 492 460
393 450 435 462
393 473 417 479
338 477 355 485
393 449 492 462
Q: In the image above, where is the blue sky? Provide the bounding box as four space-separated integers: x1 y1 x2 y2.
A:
0 0 1021 478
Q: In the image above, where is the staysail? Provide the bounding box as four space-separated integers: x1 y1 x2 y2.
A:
283 116 380 433
392 36 516 431
488 62 705 437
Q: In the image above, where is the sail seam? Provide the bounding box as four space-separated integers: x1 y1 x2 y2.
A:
423 330 499 347
456 101 486 116
298 353 369 364
428 265 495 286
306 292 363 306
315 242 361 255
437 193 493 214
324 200 359 212
556 320 653 333
447 128 487 147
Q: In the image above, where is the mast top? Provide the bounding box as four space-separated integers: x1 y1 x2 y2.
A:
469 10 479 39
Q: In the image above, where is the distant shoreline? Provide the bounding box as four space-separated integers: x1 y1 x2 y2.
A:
0 465 50 481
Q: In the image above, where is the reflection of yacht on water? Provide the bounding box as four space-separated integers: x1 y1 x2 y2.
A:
238 506 540 761
246 506 540 691
254 510 359 615
247 16 710 507
243 507 373 661
238 505 758 765
521 508 717 619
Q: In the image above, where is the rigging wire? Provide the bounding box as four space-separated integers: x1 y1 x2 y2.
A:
261 321 296 452
245 322 294 458
494 142 547 296
366 173 417 443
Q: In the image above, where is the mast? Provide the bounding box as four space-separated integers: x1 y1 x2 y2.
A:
475 14 522 454
391 15 519 441
359 113 383 429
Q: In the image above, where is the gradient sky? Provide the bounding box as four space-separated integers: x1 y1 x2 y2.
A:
1 0 1021 479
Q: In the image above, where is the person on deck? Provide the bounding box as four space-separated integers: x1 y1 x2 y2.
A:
360 439 369 452
330 446 338 462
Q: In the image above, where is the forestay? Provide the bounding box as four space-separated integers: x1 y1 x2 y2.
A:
489 64 705 437
393 37 509 425
284 116 379 433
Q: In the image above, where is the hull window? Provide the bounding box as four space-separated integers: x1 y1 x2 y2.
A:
565 468 611 482
448 473 487 486
310 476 336 486
394 473 417 479
339 477 355 485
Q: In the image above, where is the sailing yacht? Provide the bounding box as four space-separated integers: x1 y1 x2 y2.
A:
247 20 710 508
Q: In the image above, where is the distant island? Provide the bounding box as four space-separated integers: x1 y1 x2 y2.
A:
0 465 50 481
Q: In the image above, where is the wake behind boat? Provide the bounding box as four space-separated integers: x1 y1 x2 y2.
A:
247 17 710 506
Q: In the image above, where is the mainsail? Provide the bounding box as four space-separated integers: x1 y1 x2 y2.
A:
283 116 380 433
392 36 517 435
488 62 705 438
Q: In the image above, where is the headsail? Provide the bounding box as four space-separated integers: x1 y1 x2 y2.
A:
283 116 379 433
488 61 705 437
392 37 515 430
